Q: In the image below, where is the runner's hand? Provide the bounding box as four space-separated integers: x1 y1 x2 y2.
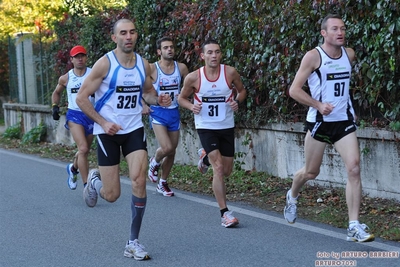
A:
52 105 60 120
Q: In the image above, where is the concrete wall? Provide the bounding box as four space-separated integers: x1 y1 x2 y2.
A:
3 103 400 201
3 103 73 144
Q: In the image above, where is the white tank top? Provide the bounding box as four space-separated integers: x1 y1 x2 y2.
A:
93 51 145 135
194 64 234 129
306 46 355 122
152 61 182 109
66 67 92 111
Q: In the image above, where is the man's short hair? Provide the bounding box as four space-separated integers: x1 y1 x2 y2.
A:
156 36 174 50
321 14 342 30
201 38 219 52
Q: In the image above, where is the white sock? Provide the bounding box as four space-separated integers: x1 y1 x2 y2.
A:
349 220 359 229
152 158 160 166
288 190 298 203
159 179 166 185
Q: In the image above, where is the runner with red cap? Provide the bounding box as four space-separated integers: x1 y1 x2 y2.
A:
51 45 95 193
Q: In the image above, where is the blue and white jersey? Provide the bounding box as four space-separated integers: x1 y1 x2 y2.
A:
307 46 355 122
93 51 146 135
151 61 182 110
194 64 234 129
66 67 92 111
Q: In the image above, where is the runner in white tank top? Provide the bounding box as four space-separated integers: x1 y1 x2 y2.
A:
76 19 172 260
66 67 92 111
147 37 189 197
92 50 146 135
194 64 235 130
179 39 247 228
284 14 374 243
306 46 355 122
51 45 94 191
152 61 182 109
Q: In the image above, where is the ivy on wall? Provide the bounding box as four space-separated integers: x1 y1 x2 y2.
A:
49 0 400 129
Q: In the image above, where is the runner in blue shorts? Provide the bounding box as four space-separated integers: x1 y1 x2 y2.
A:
51 45 94 192
147 37 188 197
65 109 94 136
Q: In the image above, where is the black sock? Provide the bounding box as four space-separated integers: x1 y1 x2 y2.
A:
203 155 210 166
71 165 78 173
83 182 87 188
220 208 229 217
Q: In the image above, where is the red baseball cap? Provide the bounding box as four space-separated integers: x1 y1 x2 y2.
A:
70 45 87 57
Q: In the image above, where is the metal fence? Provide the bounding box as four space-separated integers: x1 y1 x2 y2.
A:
8 33 57 106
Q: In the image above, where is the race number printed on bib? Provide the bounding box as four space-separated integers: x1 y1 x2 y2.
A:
160 85 179 106
201 96 226 122
115 85 141 114
325 71 350 103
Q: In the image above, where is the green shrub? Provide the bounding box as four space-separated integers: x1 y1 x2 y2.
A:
2 124 22 139
21 122 47 144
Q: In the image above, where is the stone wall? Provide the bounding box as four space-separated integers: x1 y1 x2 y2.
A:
3 103 73 144
3 103 400 201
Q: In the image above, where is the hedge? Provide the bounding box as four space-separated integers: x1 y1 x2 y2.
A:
52 0 400 130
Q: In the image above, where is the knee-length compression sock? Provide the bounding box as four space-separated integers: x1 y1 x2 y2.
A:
129 194 147 241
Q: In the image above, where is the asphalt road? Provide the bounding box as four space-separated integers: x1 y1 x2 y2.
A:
1 149 399 267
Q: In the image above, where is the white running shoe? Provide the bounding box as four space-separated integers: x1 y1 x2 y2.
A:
284 190 297 224
148 157 160 183
156 182 174 197
124 239 150 260
221 211 239 228
66 163 78 190
197 148 209 174
83 169 100 207
347 223 375 242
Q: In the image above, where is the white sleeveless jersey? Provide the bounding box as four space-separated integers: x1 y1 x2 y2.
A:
93 51 145 135
152 61 182 109
306 46 355 122
194 64 234 129
66 67 92 111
